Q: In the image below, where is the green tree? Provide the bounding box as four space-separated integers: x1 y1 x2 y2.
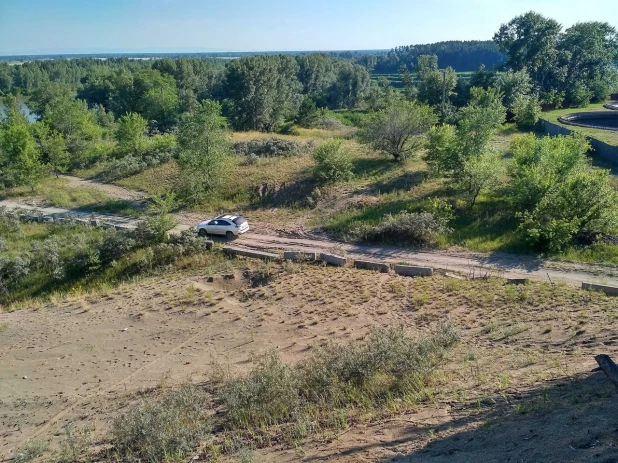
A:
512 94 541 129
494 70 532 110
455 151 502 208
0 98 44 188
116 112 148 157
493 11 562 90
32 122 69 177
295 97 319 128
223 55 302 131
329 61 371 109
399 65 418 101
360 100 438 161
418 67 457 106
312 138 353 183
296 53 336 105
176 100 230 204
416 55 438 79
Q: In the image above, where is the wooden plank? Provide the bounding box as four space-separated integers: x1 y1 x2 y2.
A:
595 354 618 390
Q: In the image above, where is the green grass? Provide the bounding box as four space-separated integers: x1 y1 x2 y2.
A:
540 103 618 147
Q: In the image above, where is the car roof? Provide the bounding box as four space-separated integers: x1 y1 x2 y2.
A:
216 215 242 221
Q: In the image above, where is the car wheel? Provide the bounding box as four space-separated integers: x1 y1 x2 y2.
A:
198 229 207 237
226 231 234 239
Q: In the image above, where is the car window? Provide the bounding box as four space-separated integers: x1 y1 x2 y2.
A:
233 217 247 225
207 220 218 226
219 220 231 226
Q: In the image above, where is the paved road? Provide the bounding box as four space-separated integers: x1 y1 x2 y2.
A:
2 200 617 288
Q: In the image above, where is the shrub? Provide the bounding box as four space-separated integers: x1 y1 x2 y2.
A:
568 84 593 108
101 156 146 182
363 212 452 244
220 324 458 430
29 236 64 280
0 238 7 253
314 116 345 130
13 440 49 463
99 232 136 265
111 385 211 462
221 349 300 427
0 207 23 238
0 255 30 294
232 137 313 158
312 138 354 183
512 94 541 130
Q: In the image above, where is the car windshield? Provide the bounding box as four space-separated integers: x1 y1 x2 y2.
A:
232 217 247 225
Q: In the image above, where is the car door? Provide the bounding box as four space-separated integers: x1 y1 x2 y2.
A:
206 219 221 235
218 220 232 235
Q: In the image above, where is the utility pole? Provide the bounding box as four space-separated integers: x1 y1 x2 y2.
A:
442 69 446 106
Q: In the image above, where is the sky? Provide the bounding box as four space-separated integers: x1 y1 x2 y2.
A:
1 0 617 55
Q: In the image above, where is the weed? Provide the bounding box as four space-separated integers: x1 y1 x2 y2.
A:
13 440 49 463
57 424 93 463
111 385 211 462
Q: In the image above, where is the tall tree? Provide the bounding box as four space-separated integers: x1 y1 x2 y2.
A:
116 113 148 157
0 98 44 188
329 61 371 109
223 55 302 131
176 100 230 204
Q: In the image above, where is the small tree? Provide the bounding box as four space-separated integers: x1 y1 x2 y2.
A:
116 112 148 157
512 94 541 130
312 138 353 183
360 101 437 161
176 100 230 204
455 151 502 208
45 130 70 177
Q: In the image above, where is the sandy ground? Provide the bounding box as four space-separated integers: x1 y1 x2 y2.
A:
2 263 618 462
60 175 147 202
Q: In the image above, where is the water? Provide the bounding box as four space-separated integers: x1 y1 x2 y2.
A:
0 98 38 122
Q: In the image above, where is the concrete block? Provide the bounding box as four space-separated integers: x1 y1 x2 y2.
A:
353 259 390 273
507 278 529 285
320 253 348 266
582 282 618 297
394 264 433 277
445 272 466 280
223 246 280 261
283 251 317 261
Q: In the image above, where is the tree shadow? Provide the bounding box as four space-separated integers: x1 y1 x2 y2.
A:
352 157 401 178
302 371 618 463
371 171 427 194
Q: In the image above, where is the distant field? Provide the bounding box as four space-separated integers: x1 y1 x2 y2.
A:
370 71 475 89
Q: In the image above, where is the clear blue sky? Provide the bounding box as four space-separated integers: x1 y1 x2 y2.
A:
1 0 616 55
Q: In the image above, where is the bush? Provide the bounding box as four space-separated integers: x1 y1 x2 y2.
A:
363 212 452 244
512 95 541 130
101 156 146 182
0 255 30 294
29 236 64 280
590 79 611 103
111 385 211 462
312 138 354 183
568 84 593 108
0 238 7 253
314 116 345 130
220 324 458 429
221 349 300 427
0 207 23 238
13 440 49 463
99 232 136 265
232 137 313 158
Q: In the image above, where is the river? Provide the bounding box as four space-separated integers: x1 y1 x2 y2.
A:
0 98 38 122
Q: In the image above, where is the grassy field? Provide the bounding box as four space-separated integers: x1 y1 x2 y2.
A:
540 103 618 146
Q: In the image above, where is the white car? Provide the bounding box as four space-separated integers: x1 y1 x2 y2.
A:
197 215 249 239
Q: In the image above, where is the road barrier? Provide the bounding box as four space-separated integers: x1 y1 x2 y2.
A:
394 264 433 277
223 246 280 261
353 259 390 273
582 282 618 297
320 253 348 266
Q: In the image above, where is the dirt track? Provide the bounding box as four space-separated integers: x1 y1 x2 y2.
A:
2 199 618 288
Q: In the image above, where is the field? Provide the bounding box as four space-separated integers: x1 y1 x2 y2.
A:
540 104 618 146
2 253 618 462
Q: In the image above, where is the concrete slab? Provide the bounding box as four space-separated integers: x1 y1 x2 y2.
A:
353 259 390 273
320 253 348 266
223 246 280 261
582 282 618 297
394 264 433 277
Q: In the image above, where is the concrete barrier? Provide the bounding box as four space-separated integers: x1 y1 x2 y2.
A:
394 264 433 277
582 282 618 297
320 253 348 266
283 251 318 261
507 278 529 285
223 246 280 261
353 259 390 273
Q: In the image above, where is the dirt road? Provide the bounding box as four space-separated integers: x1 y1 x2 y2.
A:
2 200 617 287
